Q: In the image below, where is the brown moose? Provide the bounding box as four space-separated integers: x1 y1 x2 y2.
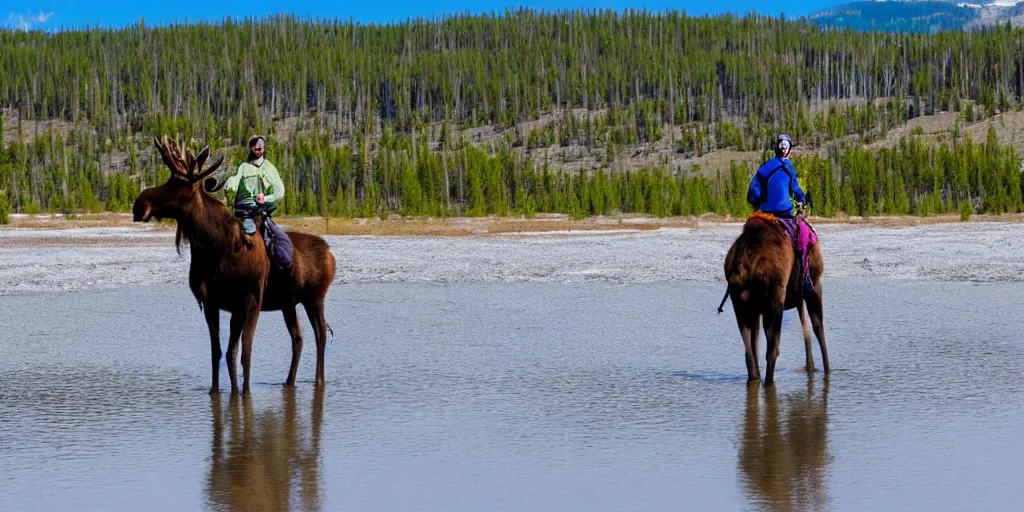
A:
132 135 336 394
723 211 829 386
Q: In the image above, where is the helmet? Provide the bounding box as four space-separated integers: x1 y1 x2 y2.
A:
775 134 793 159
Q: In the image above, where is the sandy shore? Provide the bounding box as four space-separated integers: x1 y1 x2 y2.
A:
5 211 1024 235
2 214 1023 295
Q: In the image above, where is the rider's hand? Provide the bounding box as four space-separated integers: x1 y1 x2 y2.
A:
256 192 266 204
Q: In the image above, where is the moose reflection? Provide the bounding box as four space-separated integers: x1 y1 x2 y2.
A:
738 378 831 512
206 389 324 512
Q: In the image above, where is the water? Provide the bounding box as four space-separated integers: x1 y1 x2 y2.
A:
1 280 1022 511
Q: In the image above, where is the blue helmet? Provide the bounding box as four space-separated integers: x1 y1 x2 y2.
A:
775 134 793 158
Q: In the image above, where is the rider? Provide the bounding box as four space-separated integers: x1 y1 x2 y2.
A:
220 135 293 269
747 134 806 218
224 135 285 236
747 134 815 291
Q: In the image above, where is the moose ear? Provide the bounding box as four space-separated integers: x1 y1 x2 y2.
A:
204 175 226 193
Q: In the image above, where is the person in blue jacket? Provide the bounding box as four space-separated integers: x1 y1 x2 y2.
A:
748 134 815 292
747 134 806 218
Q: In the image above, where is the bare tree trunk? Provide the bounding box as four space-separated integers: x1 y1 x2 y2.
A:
443 150 451 212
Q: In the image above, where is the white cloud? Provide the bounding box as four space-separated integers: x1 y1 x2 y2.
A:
6 11 55 31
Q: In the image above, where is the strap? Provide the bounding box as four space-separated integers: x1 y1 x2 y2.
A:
781 163 796 197
766 161 788 181
757 160 790 208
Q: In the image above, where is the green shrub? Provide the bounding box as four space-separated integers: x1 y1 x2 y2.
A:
960 200 973 221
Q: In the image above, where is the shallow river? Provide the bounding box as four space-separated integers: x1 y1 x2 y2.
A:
1 280 1021 511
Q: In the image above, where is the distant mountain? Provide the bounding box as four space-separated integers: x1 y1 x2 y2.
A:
809 0 1024 32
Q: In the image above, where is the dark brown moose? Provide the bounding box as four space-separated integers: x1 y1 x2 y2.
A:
723 211 829 386
133 135 336 394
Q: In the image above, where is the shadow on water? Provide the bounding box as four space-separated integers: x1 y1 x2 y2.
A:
673 371 753 382
738 377 830 512
205 388 324 512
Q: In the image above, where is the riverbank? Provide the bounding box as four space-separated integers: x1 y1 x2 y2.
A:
1 216 1022 295
4 211 1024 238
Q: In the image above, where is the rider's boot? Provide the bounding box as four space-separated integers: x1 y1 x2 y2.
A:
242 217 257 236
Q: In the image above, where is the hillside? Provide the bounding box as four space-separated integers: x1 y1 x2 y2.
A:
1 10 1023 220
10 99 1024 176
810 0 1024 32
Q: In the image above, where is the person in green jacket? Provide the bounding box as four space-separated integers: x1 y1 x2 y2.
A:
225 135 286 235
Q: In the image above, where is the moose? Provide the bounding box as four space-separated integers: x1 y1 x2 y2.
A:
723 209 829 386
133 135 336 395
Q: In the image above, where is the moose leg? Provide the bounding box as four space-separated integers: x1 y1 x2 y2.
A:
805 282 830 374
762 308 783 387
750 315 762 380
226 312 245 395
731 296 760 382
240 303 262 396
283 307 303 387
304 301 328 386
798 302 816 372
736 314 757 382
204 305 222 394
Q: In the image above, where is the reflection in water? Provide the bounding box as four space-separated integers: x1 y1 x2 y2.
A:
4 282 1024 511
738 378 830 512
206 389 324 512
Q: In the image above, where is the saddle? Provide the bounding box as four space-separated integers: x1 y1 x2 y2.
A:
751 210 818 293
235 200 294 270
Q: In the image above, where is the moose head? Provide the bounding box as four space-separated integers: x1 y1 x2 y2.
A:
132 134 225 223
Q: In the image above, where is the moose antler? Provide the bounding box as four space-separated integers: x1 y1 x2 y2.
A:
197 151 225 181
153 134 224 182
153 135 186 176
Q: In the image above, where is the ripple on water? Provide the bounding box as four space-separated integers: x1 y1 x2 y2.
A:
1 280 1023 511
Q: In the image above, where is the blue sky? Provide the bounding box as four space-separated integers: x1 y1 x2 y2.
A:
5 1 840 31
